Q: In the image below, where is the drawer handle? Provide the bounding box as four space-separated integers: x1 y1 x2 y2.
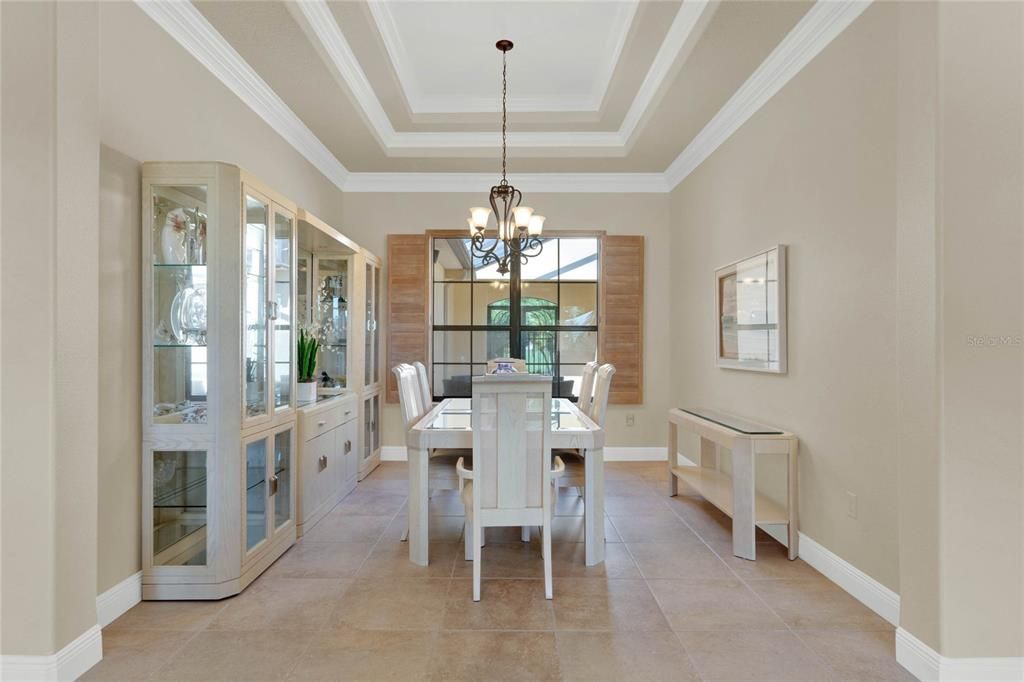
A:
317 420 326 427
344 410 352 416
344 440 352 454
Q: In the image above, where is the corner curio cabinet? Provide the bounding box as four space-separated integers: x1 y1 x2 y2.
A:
142 162 297 599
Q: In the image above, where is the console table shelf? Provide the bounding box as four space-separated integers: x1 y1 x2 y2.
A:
670 465 790 525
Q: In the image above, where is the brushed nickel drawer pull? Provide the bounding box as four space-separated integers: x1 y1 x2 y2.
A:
344 440 352 454
317 420 326 427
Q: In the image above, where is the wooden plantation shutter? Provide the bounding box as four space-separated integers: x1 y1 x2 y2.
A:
386 234 429 403
599 235 644 404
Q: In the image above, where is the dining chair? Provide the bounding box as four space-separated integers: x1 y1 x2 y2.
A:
486 357 527 373
553 363 616 502
576 361 600 417
456 375 564 600
412 361 433 409
392 365 464 542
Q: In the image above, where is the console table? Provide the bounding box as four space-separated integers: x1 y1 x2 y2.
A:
667 408 799 560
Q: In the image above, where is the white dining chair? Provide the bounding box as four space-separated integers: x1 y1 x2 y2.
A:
412 361 433 409
554 363 616 501
456 375 564 601
576 361 600 417
392 365 465 542
486 357 527 373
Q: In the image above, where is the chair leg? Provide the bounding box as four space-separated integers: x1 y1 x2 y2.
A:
552 482 560 514
521 525 530 543
464 516 474 561
543 515 553 599
472 522 482 602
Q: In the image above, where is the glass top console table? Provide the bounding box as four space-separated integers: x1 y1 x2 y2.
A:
667 407 799 561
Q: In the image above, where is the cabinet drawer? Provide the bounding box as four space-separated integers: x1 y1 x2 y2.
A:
301 405 343 439
335 394 359 424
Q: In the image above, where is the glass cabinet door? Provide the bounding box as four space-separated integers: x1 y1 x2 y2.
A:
244 437 268 552
364 262 380 386
151 185 209 426
152 449 208 566
272 208 294 411
244 194 269 421
362 394 380 464
315 257 349 387
273 428 292 530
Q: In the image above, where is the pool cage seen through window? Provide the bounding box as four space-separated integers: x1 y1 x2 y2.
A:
431 237 599 400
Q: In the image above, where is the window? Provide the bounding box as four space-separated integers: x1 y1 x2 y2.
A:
431 236 599 399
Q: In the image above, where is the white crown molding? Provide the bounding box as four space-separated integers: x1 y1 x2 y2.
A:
96 570 142 628
295 0 710 154
0 625 103 681
367 0 638 115
663 0 872 188
344 171 668 193
896 628 1024 681
135 0 349 190
619 0 714 148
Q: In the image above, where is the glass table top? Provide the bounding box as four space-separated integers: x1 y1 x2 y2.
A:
679 407 783 435
422 398 593 431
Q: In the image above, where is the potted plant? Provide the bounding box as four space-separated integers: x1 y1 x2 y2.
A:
297 328 320 403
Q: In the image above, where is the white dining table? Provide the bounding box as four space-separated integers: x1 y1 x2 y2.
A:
405 397 607 566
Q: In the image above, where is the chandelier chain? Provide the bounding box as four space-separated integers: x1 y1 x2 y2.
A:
501 49 508 184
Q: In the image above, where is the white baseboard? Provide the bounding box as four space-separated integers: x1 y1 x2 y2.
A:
0 625 102 681
96 570 142 627
896 628 1024 681
797 532 901 626
381 446 668 462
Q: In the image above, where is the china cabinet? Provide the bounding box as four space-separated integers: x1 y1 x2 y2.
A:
142 162 297 599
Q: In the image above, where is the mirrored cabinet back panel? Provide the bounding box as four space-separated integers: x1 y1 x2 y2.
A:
142 163 380 599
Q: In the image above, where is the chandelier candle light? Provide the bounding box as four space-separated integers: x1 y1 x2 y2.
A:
467 39 545 275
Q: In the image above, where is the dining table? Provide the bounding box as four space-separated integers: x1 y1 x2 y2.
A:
405 397 606 566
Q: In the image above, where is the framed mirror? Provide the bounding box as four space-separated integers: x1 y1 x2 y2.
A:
715 245 787 373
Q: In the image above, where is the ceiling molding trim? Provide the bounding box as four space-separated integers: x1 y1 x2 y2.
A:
619 0 714 146
367 0 638 115
343 172 670 194
293 0 398 150
297 0 709 154
664 0 872 189
133 0 350 190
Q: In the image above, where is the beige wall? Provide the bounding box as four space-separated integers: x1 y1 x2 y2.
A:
670 0 1024 659
1 1 101 655
668 2 901 594
338 192 672 452
933 1 1023 658
95 2 348 594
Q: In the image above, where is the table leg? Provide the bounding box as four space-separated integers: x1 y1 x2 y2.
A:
584 447 606 566
667 421 678 496
408 447 429 566
731 439 756 560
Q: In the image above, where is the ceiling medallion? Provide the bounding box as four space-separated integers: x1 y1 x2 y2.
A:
467 39 545 276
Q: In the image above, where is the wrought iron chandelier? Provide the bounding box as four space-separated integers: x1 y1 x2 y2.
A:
467 39 545 275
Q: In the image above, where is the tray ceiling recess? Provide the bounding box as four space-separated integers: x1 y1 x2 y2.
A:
136 0 872 192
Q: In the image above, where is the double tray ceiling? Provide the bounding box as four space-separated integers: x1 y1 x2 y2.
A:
185 0 814 175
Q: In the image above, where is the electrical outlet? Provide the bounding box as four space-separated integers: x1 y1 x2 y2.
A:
846 491 858 519
626 413 635 427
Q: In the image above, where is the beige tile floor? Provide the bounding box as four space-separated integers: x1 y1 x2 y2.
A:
85 462 913 681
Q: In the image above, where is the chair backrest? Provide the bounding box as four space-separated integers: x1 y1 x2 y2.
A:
412 361 433 408
486 357 527 373
576 361 600 417
391 364 424 429
589 363 617 428
471 375 553 514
